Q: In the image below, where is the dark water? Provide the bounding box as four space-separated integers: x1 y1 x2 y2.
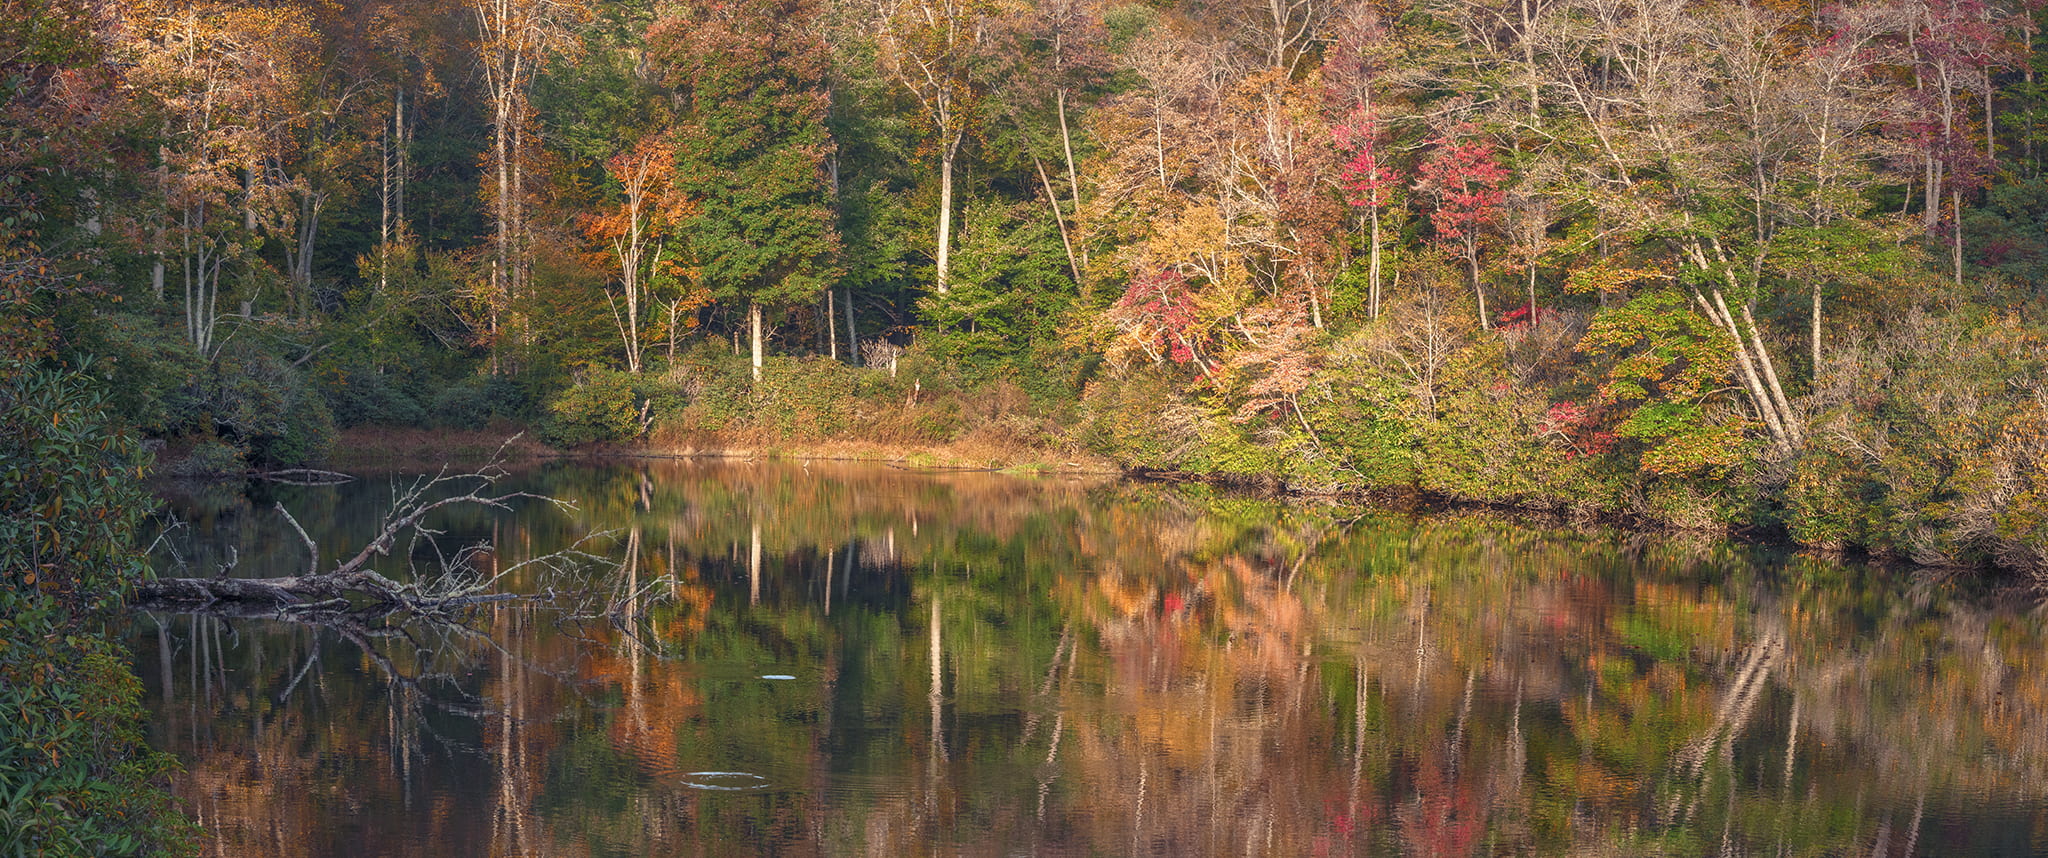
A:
132 460 2048 856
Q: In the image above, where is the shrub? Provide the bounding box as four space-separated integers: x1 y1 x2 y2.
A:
161 437 247 478
1793 310 2048 569
318 364 428 428
183 346 336 467
427 376 530 428
540 369 648 446
0 361 195 856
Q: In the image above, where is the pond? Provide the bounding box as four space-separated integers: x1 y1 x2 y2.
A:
132 460 2048 856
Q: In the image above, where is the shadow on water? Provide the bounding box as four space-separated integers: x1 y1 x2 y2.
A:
131 459 2048 856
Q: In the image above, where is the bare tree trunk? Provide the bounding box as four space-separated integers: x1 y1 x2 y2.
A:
1527 262 1537 325
1057 88 1088 278
1952 186 1963 287
1153 107 1168 194
512 124 527 312
1694 288 1795 452
488 95 509 373
1367 207 1382 319
1035 158 1082 285
1467 239 1489 330
380 113 392 293
395 89 407 227
379 91 408 294
285 190 323 319
936 136 959 294
1810 281 1821 376
2030 15 2040 174
666 297 682 367
827 289 838 361
750 302 764 382
845 288 860 367
1738 300 1799 443
244 164 258 232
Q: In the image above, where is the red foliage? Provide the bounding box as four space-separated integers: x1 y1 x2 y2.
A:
1113 269 1202 364
1332 110 1398 210
1494 302 1557 331
1537 400 1617 459
1415 136 1508 243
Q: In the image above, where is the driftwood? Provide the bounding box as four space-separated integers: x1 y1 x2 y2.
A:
139 455 578 615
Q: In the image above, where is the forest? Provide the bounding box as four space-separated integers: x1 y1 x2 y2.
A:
5 0 2047 569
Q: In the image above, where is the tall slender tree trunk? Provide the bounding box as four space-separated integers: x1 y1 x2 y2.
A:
750 302 764 382
935 136 959 294
827 290 838 360
1527 263 1537 325
379 90 408 294
1810 282 1822 377
1035 158 1082 285
1703 291 1790 450
1952 186 1963 286
380 116 392 293
1367 207 1382 319
1467 239 1489 329
1057 88 1087 278
512 124 527 304
2028 16 2040 174
492 96 510 370
844 289 859 367
286 191 322 319
1738 300 1798 443
395 89 407 227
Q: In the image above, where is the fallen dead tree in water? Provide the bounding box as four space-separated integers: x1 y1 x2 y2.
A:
139 457 599 616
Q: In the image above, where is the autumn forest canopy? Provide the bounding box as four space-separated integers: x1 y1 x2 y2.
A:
3 0 2048 570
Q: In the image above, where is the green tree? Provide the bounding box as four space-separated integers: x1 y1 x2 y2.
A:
650 0 841 382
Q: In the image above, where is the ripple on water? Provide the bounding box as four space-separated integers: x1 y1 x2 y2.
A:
678 771 771 791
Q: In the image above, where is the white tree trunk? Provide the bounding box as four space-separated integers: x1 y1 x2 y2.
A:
1057 88 1087 277
750 302 764 382
935 136 958 294
1367 207 1382 319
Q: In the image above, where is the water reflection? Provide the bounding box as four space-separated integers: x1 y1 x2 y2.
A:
133 460 2048 856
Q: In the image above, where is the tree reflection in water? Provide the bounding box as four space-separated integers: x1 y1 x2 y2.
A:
134 461 2048 856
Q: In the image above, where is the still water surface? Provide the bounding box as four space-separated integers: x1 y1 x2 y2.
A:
133 460 2048 856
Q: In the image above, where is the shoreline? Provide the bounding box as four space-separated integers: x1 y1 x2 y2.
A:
287 425 1968 575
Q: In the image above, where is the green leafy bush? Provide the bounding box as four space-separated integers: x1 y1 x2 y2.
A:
161 437 246 479
426 375 530 428
0 361 194 856
318 364 428 428
541 369 650 446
